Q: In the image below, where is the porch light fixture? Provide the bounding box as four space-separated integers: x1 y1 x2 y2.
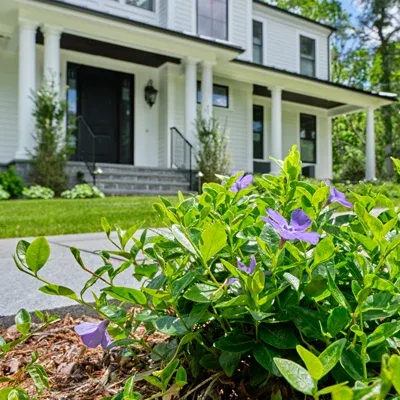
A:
144 80 158 108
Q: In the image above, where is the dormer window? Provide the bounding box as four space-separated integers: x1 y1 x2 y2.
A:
197 0 228 41
125 0 154 11
300 35 316 77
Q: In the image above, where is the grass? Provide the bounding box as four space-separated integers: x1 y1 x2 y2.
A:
0 196 177 239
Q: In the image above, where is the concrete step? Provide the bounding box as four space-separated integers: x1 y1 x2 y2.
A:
99 172 189 182
96 181 190 193
101 188 194 197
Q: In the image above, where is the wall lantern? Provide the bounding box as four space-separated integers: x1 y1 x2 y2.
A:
144 80 158 108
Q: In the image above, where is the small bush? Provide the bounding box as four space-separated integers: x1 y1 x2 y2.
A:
196 114 231 184
0 185 10 200
0 167 24 198
23 186 54 200
61 184 105 199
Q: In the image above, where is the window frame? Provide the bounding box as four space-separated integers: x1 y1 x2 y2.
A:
300 113 317 164
196 0 229 41
252 19 264 65
253 104 264 160
299 34 317 77
108 0 156 13
197 81 230 109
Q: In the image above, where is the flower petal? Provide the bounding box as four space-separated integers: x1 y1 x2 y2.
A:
266 208 288 226
101 331 112 349
74 322 99 336
261 216 282 231
279 229 299 241
230 183 239 193
249 255 257 274
237 260 251 274
290 209 311 231
80 330 104 348
239 174 253 189
226 277 239 286
294 231 320 245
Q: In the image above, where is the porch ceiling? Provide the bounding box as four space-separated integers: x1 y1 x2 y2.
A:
36 30 180 68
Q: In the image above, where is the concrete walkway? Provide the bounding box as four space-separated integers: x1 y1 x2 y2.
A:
0 231 144 317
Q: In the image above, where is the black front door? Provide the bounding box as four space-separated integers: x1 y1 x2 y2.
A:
67 63 134 164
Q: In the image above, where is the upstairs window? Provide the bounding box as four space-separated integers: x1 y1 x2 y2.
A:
300 114 317 163
253 20 263 64
197 0 228 41
300 35 316 77
124 0 154 11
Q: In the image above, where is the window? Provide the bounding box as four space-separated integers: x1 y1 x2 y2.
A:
253 105 264 159
253 20 263 64
197 0 228 40
124 0 154 11
300 114 317 163
197 82 229 108
300 35 316 77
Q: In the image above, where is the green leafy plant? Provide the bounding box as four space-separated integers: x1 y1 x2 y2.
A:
30 80 72 196
23 186 55 200
12 147 400 398
195 113 231 184
61 184 105 199
0 184 10 200
0 308 57 399
0 167 24 198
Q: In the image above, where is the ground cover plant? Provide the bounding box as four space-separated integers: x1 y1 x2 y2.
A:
0 196 176 238
0 167 24 198
23 186 55 200
61 184 105 199
6 146 400 399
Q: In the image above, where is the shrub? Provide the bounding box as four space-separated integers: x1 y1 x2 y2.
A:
12 146 400 398
0 167 24 198
61 184 105 199
23 185 54 200
30 80 72 196
0 185 10 200
196 114 231 184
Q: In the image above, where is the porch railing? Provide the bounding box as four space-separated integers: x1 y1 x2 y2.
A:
170 127 193 189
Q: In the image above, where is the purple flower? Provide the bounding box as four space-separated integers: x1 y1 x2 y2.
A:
262 208 319 245
74 320 112 349
230 174 253 193
237 255 257 274
325 181 352 208
226 277 239 285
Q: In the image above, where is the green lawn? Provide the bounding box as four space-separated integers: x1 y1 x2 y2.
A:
0 196 176 239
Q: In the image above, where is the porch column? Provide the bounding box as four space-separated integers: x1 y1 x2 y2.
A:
15 19 38 160
185 57 198 146
366 106 376 180
42 24 62 93
270 86 283 174
201 61 213 121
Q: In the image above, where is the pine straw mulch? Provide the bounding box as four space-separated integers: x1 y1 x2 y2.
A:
0 314 166 400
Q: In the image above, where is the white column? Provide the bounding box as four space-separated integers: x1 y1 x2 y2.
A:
270 86 283 174
366 107 376 181
185 58 198 146
201 61 213 121
327 117 333 179
15 19 39 160
42 24 62 93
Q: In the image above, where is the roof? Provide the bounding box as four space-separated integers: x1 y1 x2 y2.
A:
32 0 244 54
253 0 337 32
234 59 398 102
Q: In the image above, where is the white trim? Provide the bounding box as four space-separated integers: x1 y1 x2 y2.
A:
296 29 319 78
299 111 318 165
104 0 158 16
252 16 267 65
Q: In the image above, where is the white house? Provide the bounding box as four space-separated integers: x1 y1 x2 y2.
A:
0 0 396 192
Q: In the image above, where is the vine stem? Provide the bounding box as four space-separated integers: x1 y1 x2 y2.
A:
180 372 224 399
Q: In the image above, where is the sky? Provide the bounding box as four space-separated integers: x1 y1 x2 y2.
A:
339 0 359 24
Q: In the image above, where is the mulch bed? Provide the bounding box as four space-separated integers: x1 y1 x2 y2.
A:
0 314 165 400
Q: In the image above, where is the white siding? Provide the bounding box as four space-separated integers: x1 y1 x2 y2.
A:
174 0 194 33
0 51 18 163
231 0 250 53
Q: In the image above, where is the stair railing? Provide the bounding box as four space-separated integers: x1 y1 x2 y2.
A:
170 127 193 190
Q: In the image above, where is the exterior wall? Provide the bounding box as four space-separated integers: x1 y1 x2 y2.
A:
252 3 330 80
174 0 193 32
0 51 18 164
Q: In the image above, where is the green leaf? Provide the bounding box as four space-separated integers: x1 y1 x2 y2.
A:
171 271 196 299
354 203 384 240
332 387 354 400
27 365 49 395
312 186 330 210
25 237 50 273
100 305 126 322
171 225 197 255
123 375 136 396
219 351 241 377
313 237 335 266
367 322 400 348
389 355 400 394
134 264 158 281
273 358 316 396
296 345 323 380
287 306 325 340
340 348 364 380
175 366 187 388
6 389 29 400
160 360 179 389
317 382 349 396
214 333 254 353
16 240 30 265
142 376 163 391
102 287 147 306
153 316 188 336
184 283 222 303
327 307 350 337
101 217 111 237
326 269 351 312
318 338 346 377
303 275 328 297
15 309 31 336
259 323 300 349
39 284 78 300
253 343 281 376
251 270 265 295
199 223 227 262
0 388 13 400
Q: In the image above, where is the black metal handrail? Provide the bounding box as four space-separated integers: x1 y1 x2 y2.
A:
170 127 193 189
76 115 100 186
